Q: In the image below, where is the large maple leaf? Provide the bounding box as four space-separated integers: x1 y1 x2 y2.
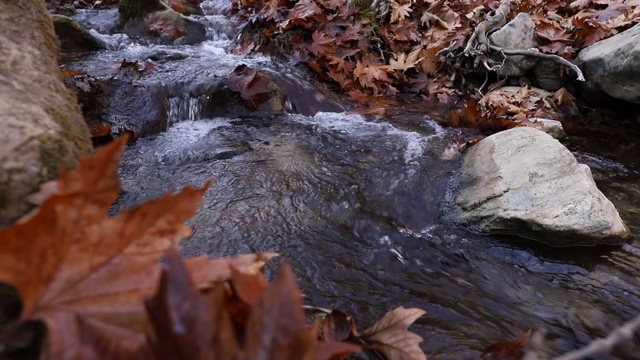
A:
147 249 362 360
0 137 209 359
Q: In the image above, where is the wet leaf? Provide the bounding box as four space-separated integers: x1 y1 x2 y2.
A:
361 307 426 360
481 330 533 360
321 309 354 342
224 65 274 108
0 137 209 359
146 248 240 360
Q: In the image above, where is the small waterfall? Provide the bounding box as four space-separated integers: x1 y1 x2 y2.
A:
199 0 236 42
168 95 209 126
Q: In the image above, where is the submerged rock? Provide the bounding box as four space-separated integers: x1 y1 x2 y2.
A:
451 127 627 246
51 14 105 52
576 23 640 104
118 0 168 27
118 0 206 44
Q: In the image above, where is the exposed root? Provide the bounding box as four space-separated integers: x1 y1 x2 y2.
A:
487 44 585 81
440 0 585 93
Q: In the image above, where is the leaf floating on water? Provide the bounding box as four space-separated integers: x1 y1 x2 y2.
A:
361 306 427 360
480 329 533 360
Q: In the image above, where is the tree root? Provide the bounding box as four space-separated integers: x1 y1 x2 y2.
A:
463 0 511 56
488 45 585 81
439 0 585 93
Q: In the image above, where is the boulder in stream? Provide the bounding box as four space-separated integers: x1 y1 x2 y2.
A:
575 23 640 104
450 127 628 246
52 14 106 52
119 0 206 44
0 1 92 226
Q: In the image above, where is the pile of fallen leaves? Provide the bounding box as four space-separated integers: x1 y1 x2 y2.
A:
233 0 640 128
0 138 427 360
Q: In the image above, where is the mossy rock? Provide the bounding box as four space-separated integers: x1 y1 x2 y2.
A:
0 0 92 227
118 0 169 29
119 0 206 44
51 15 105 52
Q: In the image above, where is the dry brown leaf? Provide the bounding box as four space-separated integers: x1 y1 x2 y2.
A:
362 306 426 360
146 249 240 360
481 330 533 360
390 1 412 23
0 137 210 359
390 47 424 71
244 263 362 360
185 252 278 290
551 87 576 106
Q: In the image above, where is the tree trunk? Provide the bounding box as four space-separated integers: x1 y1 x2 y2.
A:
0 0 92 227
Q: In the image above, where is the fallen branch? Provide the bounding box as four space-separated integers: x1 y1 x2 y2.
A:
488 45 585 81
553 314 640 360
463 0 511 55
523 315 640 360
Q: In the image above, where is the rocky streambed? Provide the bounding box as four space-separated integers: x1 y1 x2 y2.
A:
51 0 640 358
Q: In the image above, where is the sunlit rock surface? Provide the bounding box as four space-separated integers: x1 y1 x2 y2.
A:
452 127 627 246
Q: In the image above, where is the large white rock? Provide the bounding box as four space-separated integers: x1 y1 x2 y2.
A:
452 127 628 246
575 23 640 103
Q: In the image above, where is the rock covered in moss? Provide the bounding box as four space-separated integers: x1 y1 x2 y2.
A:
51 14 105 52
118 0 206 44
450 127 627 246
118 0 168 27
0 0 92 226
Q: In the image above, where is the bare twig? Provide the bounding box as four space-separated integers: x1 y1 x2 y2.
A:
487 45 585 81
523 330 547 360
463 0 511 55
552 315 640 360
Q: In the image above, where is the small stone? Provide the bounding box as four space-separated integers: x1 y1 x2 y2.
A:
529 118 565 139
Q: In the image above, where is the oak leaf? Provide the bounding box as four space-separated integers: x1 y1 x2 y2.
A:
361 307 426 360
0 137 209 359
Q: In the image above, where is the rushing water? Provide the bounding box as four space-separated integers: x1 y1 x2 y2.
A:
65 2 640 358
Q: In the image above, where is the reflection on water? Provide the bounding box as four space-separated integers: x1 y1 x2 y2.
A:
114 113 640 359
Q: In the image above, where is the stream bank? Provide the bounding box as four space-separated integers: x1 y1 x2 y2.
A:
56 1 640 358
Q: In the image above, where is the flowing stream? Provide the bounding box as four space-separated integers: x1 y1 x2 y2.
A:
64 2 640 358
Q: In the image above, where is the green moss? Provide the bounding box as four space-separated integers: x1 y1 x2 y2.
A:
118 0 168 28
42 106 92 177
